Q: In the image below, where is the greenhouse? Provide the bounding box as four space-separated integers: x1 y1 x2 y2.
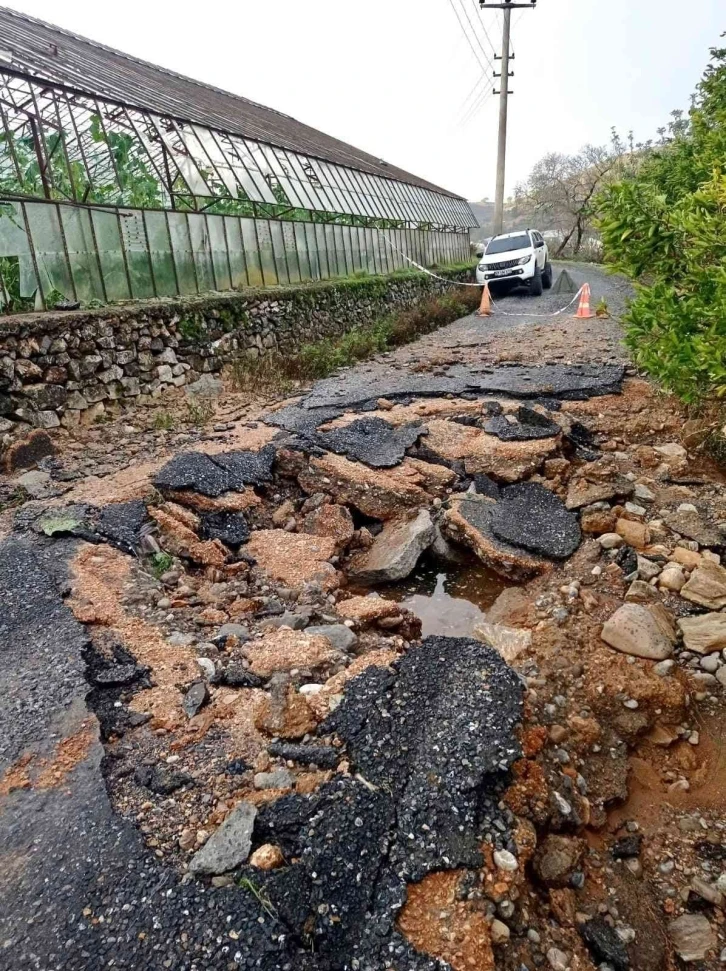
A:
0 7 476 312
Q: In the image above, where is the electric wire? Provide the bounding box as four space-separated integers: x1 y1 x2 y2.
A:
446 0 494 77
458 87 495 129
469 0 499 60
455 0 496 72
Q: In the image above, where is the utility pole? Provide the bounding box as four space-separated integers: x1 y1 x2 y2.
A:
480 1 537 235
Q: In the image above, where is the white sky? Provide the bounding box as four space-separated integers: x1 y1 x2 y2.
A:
8 0 725 201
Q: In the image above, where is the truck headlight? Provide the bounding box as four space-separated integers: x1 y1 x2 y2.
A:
517 255 531 265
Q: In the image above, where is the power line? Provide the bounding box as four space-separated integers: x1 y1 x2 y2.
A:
446 0 493 77
455 0 496 72
456 73 488 119
469 0 499 59
458 88 496 130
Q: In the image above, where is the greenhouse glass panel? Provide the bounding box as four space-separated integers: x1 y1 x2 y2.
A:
224 217 248 289
323 225 339 276
333 225 348 276
167 212 198 295
24 203 75 301
255 220 278 286
307 223 323 280
341 225 354 274
59 206 104 303
144 210 178 297
0 202 37 299
207 215 232 291
188 214 215 291
269 220 289 284
281 221 300 283
294 223 311 280
89 209 130 301
240 218 264 288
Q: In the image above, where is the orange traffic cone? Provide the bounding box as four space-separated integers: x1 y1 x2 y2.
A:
477 284 492 317
574 283 596 319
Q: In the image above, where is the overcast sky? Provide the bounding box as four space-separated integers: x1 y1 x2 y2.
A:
8 0 725 201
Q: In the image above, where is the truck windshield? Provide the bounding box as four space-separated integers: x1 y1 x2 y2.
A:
486 233 530 255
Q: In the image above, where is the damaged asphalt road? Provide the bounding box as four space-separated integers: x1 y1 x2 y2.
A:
297 361 625 413
0 314 625 970
0 530 523 971
252 637 523 966
7 263 715 971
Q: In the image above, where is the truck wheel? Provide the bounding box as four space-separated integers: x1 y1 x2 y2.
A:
542 261 553 289
530 264 543 297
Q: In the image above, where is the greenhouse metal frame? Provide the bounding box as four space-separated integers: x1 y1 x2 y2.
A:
0 7 476 311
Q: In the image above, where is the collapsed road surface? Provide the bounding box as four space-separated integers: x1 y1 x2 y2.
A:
2 264 726 970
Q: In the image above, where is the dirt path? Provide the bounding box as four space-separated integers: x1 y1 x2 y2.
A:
2 265 726 970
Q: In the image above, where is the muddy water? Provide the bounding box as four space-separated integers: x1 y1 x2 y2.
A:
379 556 509 638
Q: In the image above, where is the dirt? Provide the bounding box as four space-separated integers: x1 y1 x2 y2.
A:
3 265 726 970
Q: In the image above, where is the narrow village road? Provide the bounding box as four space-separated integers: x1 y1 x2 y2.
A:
2 264 725 971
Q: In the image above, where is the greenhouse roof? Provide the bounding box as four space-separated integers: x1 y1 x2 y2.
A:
0 6 464 200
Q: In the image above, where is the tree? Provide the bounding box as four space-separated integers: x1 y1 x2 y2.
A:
597 43 726 402
515 134 637 258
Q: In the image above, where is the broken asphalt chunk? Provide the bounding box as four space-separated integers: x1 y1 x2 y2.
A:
314 417 426 468
154 446 276 498
443 497 549 581
324 636 523 879
96 500 151 555
199 510 250 549
153 452 234 497
580 917 630 971
489 482 582 560
211 444 276 487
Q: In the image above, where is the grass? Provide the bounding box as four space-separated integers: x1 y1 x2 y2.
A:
228 289 479 394
149 552 174 578
185 397 215 426
239 877 276 917
153 412 176 431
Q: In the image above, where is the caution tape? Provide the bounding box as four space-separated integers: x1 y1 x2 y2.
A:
377 232 482 287
487 286 585 318
377 230 587 319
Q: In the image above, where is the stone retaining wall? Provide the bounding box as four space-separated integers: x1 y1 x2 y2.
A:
0 267 473 442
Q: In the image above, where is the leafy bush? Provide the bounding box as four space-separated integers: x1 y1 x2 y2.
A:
597 44 726 403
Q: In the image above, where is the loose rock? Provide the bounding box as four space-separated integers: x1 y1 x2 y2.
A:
188 801 257 875
601 603 676 661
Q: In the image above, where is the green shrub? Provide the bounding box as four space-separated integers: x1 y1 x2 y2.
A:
597 44 726 403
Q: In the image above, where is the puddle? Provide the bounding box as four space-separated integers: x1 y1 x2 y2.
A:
379 556 509 638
